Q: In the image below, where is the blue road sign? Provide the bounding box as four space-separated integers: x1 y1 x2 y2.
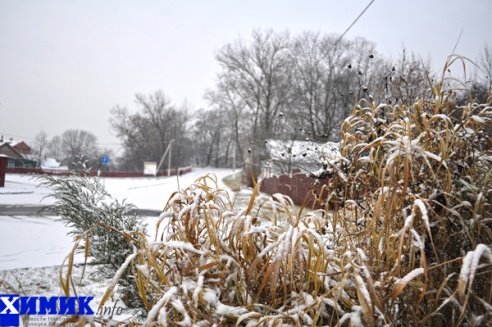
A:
101 156 109 165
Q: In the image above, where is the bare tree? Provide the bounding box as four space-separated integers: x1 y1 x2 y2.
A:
46 135 63 162
214 30 295 184
478 44 492 96
110 90 192 171
60 129 99 170
192 108 228 167
289 32 356 141
384 48 432 104
32 130 49 167
205 81 248 170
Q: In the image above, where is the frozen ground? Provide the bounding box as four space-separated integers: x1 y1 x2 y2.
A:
0 168 237 270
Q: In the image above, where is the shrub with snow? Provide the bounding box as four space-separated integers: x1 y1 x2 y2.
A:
37 168 147 312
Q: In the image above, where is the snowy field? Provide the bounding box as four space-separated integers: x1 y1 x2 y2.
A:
0 168 236 270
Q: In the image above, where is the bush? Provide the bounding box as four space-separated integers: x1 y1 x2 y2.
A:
319 67 492 325
37 169 147 311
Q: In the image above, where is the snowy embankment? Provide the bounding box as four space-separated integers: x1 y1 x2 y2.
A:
0 168 236 270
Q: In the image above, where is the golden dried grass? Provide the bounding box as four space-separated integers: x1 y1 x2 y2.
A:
26 57 492 326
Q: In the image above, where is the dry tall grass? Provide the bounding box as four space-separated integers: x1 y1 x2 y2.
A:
58 59 492 326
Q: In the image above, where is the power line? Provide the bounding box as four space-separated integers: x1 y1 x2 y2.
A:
329 0 376 52
0 132 36 141
0 131 122 147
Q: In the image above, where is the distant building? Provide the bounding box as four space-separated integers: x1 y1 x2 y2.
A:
41 158 61 168
0 137 37 168
263 139 340 177
41 158 68 173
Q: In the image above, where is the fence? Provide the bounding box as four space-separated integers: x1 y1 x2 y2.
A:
5 166 193 178
260 173 330 208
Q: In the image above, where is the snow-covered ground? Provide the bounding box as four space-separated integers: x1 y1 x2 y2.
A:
0 168 236 270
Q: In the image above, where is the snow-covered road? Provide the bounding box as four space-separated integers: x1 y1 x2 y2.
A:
0 168 236 270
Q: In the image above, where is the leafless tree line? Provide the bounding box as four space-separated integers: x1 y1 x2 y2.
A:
203 30 434 183
30 31 491 177
31 129 105 170
199 31 491 184
109 91 193 171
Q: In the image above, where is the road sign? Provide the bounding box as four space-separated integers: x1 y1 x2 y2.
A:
144 161 157 176
101 156 109 165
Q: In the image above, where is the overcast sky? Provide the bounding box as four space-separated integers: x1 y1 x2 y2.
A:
1 0 491 153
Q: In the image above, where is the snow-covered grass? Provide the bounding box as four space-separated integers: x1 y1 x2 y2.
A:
69 59 492 326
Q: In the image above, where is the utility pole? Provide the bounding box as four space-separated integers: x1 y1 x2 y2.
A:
156 139 175 177
232 144 236 174
168 139 174 177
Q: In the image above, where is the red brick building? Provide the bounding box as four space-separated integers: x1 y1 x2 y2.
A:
0 138 36 168
11 140 31 156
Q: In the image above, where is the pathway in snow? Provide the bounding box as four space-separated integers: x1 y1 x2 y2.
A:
0 168 236 270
